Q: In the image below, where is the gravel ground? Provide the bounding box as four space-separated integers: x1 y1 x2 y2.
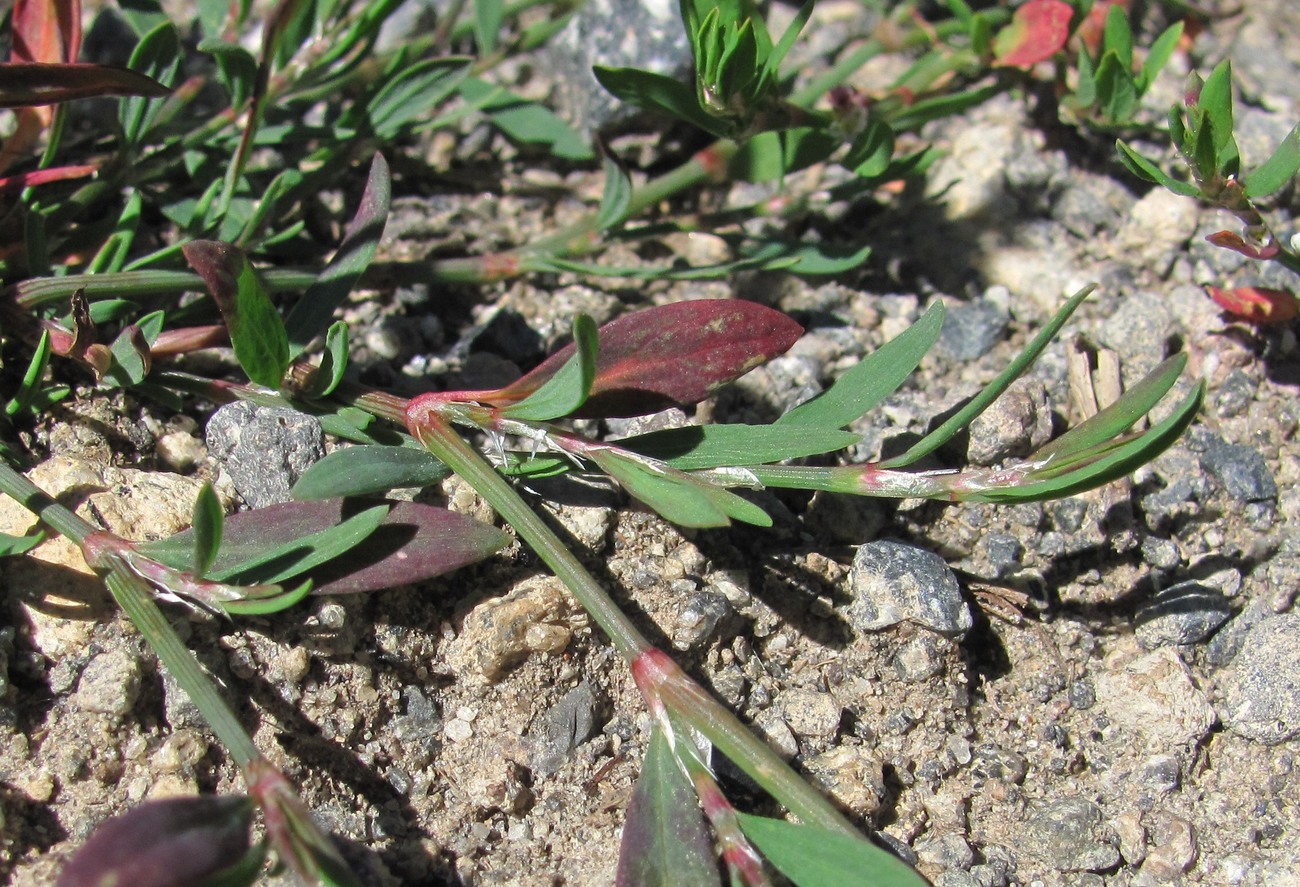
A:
3 1 1300 885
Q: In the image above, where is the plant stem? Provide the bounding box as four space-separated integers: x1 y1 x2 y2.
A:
410 419 865 839
411 415 652 662
101 563 261 767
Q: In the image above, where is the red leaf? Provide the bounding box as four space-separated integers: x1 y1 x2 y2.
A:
169 498 510 594
1205 230 1280 260
1207 286 1300 324
481 300 803 418
0 161 96 194
993 0 1074 69
57 795 252 887
1074 0 1129 56
2 0 81 170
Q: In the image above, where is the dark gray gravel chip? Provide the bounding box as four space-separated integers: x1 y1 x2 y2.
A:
1219 614 1300 744
1134 581 1235 649
1022 797 1121 873
845 540 973 639
938 299 1009 361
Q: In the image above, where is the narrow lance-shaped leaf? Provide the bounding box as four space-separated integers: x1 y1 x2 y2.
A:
138 499 509 594
118 21 181 146
596 143 634 231
735 813 929 887
0 63 171 107
1115 139 1201 197
616 727 720 887
589 448 771 528
483 300 802 419
183 241 290 388
1244 119 1300 199
301 320 350 399
620 424 860 470
499 314 599 421
778 300 945 430
208 503 391 586
285 153 391 356
190 483 224 578
1032 354 1187 466
880 286 1093 469
293 445 450 500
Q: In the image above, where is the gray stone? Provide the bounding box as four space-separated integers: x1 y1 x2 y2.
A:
966 378 1053 466
779 688 842 741
846 541 972 639
1199 437 1277 503
939 299 1010 361
529 683 602 776
971 743 1029 785
1098 291 1173 365
1134 581 1235 649
1219 614 1300 743
1023 797 1121 873
895 633 948 682
672 591 734 650
538 0 692 134
206 402 325 508
1205 597 1273 668
72 647 142 724
917 832 976 871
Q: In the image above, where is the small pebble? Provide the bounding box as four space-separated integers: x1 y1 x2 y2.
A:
528 683 601 777
1219 614 1300 743
206 402 325 508
72 648 142 724
939 299 1010 361
846 541 973 639
966 379 1053 466
1022 797 1120 873
1134 581 1235 648
779 688 842 740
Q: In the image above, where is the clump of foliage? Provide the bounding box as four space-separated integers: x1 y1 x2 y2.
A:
0 0 1216 885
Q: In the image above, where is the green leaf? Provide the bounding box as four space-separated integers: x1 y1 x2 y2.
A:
967 383 1204 503
500 314 599 421
119 22 182 147
103 310 166 388
846 119 896 178
778 301 945 430
301 321 349 399
285 153 391 356
1137 21 1184 94
735 814 929 887
1115 140 1201 197
220 580 314 616
0 530 44 557
592 66 728 137
367 58 472 140
615 728 720 887
596 147 634 231
1102 4 1133 70
199 39 258 108
191 483 225 578
1032 354 1188 465
620 424 861 470
734 239 872 275
292 445 449 500
590 449 771 528
0 62 171 109
459 77 593 160
1198 60 1236 165
766 0 813 77
5 328 55 419
1244 120 1300 198
182 241 290 388
880 286 1093 469
1095 51 1137 125
208 504 390 585
473 0 504 53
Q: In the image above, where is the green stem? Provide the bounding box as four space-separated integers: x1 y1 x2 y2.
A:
0 460 261 767
413 416 652 662
102 564 261 767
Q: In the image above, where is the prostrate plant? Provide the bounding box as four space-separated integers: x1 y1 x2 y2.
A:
0 0 1210 884
1118 58 1300 324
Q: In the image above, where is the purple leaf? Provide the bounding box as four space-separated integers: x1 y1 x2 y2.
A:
483 300 802 418
616 728 720 887
57 795 253 887
182 240 290 388
147 498 510 594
